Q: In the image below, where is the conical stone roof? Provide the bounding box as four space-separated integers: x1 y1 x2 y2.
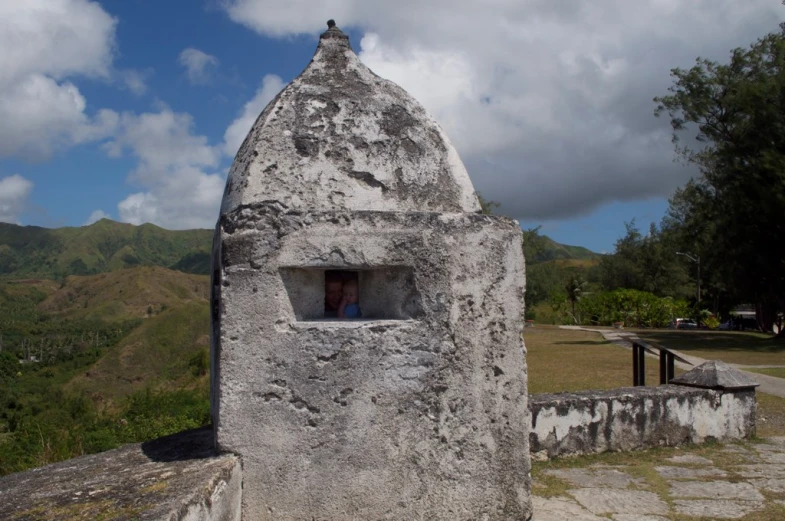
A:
670 360 760 390
221 21 480 215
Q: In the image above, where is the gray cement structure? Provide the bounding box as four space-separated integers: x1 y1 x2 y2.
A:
211 21 531 521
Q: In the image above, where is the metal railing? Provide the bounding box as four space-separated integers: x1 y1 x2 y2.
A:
631 339 692 386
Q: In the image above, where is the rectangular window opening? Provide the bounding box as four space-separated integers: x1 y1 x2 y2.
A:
279 267 422 321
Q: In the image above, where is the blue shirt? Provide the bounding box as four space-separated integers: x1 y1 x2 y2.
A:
343 303 362 318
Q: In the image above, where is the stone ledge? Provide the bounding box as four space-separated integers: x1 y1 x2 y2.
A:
530 385 756 459
0 427 241 521
531 384 710 405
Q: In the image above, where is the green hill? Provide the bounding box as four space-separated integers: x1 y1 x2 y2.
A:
38 266 209 322
66 300 210 402
0 219 212 279
0 266 210 475
529 235 599 264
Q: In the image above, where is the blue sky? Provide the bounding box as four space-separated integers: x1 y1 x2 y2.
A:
1 0 782 253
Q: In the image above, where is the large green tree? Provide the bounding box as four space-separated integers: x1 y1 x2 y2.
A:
598 221 691 300
655 18 785 333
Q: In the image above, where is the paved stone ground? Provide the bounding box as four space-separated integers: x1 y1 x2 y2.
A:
532 437 785 520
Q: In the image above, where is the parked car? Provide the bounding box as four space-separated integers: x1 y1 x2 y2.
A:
670 318 698 329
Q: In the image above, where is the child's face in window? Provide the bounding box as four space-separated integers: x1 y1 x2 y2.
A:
343 283 358 305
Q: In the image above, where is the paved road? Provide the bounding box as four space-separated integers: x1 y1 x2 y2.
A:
560 326 785 399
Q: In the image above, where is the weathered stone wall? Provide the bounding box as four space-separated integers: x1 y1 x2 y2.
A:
0 428 241 521
213 205 530 520
529 385 756 459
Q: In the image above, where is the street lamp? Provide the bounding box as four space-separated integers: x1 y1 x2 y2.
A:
676 252 701 326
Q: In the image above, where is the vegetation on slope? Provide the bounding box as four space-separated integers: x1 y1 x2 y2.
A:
0 219 212 279
529 235 599 264
0 266 210 475
67 301 210 401
38 266 209 322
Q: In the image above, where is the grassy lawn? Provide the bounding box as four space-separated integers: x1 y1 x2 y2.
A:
758 392 785 437
525 326 679 394
634 330 785 366
746 367 785 379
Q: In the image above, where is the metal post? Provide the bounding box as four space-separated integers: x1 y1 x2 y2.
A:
667 353 675 383
659 351 667 385
638 345 645 386
632 342 646 387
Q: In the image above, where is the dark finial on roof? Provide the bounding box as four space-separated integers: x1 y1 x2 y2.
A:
320 18 349 46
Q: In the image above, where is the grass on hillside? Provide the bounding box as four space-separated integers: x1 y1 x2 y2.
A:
67 301 210 404
542 258 600 269
758 392 785 437
635 330 785 366
0 266 212 475
0 219 212 279
38 266 209 322
525 326 680 394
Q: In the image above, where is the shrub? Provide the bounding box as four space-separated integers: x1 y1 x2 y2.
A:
577 289 690 328
703 315 721 330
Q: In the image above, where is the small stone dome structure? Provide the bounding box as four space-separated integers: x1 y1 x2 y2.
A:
221 21 479 215
212 21 531 521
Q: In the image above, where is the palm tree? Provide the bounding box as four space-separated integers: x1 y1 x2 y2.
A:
565 276 588 324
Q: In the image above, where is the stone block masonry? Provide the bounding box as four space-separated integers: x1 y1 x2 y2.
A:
211 20 531 520
530 384 756 459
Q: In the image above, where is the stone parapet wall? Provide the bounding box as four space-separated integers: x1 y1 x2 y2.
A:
530 385 756 459
0 428 241 521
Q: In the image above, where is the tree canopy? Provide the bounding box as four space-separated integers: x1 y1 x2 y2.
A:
654 19 785 332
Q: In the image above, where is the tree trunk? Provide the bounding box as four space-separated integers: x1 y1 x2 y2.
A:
756 299 776 333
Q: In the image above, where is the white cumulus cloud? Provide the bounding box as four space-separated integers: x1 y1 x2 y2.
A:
0 174 34 224
0 0 119 160
105 107 225 229
119 69 149 96
222 0 785 221
222 74 285 157
178 48 220 84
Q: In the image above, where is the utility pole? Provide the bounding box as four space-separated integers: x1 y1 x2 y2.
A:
676 252 701 326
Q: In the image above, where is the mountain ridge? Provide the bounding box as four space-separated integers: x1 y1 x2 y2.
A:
1 218 599 279
0 219 212 279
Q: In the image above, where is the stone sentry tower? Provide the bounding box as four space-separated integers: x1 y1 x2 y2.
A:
212 20 531 520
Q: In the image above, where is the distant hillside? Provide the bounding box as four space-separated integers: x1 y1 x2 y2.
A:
66 300 210 402
0 266 211 475
0 265 209 401
526 234 600 265
38 266 209 322
0 219 212 279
